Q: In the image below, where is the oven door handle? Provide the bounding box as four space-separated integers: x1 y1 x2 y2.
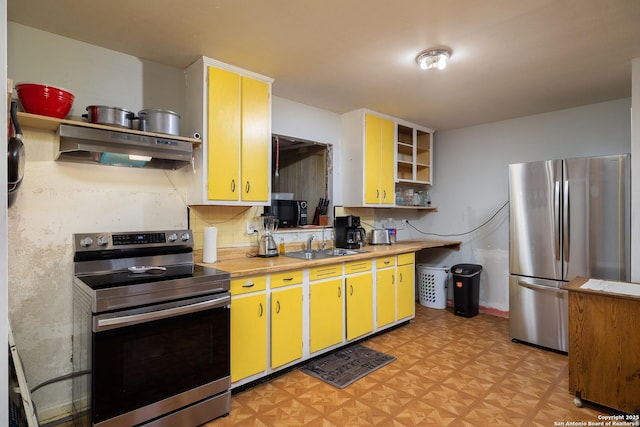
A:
95 294 230 332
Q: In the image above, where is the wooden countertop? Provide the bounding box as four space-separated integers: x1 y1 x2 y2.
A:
197 239 461 278
563 276 640 302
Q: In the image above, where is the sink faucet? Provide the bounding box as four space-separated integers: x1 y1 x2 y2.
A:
307 235 315 251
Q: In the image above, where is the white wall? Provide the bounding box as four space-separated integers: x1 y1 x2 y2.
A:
8 22 186 127
407 99 632 312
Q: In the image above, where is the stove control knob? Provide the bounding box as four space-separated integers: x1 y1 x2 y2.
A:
167 233 178 242
80 236 93 248
97 235 109 246
181 232 191 242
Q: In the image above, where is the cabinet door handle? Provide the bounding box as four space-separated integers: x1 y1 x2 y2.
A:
258 302 263 317
276 300 281 314
384 260 391 265
242 281 255 288
392 274 395 285
283 277 293 281
350 284 354 296
383 190 387 200
231 179 236 193
399 272 403 283
337 286 342 298
245 181 250 194
376 189 380 199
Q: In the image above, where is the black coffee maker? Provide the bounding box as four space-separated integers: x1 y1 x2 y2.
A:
335 215 366 249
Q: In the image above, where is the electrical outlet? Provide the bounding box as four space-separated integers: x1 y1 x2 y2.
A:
246 222 257 235
401 219 409 229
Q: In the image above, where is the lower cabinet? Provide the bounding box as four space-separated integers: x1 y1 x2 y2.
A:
230 253 416 388
309 277 344 353
397 253 416 320
271 286 303 368
230 292 267 382
345 261 374 340
376 256 397 328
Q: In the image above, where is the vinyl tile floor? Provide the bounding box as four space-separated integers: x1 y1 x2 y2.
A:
206 304 611 427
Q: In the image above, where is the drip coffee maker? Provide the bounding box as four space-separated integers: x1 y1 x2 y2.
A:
257 215 279 257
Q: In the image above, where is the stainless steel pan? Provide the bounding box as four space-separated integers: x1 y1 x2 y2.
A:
138 109 180 136
83 105 135 129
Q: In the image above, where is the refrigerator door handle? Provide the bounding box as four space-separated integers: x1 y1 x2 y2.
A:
563 179 570 264
518 280 564 294
554 180 561 261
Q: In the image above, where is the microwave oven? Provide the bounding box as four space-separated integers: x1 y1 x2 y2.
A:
265 200 307 228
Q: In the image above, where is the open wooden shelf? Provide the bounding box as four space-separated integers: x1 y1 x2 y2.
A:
17 111 202 146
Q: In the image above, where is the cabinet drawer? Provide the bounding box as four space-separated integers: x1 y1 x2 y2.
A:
231 275 267 295
309 264 342 281
271 270 303 289
397 252 415 266
375 256 396 269
345 260 372 274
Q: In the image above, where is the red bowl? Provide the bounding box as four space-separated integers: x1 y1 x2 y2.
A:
15 83 74 119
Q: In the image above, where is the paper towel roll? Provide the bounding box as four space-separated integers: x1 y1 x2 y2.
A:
203 226 218 263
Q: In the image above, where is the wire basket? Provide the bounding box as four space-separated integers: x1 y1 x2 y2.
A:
416 264 449 309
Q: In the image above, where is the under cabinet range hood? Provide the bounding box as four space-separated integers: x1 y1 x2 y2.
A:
55 124 193 169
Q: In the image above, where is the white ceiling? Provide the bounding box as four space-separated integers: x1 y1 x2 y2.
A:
8 0 640 130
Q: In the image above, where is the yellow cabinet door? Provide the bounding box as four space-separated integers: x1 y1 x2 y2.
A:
397 263 416 319
379 118 395 204
376 268 396 328
207 66 241 201
309 278 344 353
364 113 382 204
364 113 395 204
240 76 270 202
231 293 267 382
346 272 373 340
271 287 303 368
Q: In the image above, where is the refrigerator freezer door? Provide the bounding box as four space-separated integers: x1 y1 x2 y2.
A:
509 160 563 280
509 275 568 352
563 155 630 282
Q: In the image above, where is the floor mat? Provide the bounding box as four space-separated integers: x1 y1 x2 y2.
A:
300 344 396 389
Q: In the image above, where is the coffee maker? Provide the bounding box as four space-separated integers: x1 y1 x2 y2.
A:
335 215 366 249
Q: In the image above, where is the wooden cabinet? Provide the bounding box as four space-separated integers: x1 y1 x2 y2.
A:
184 56 273 205
342 108 435 208
342 109 395 206
396 253 416 320
375 256 396 328
230 276 267 382
565 277 640 413
309 277 344 353
271 286 303 368
229 251 418 389
345 260 373 340
396 123 433 185
364 113 395 205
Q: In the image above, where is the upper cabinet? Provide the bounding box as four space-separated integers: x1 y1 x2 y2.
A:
396 123 433 185
342 109 396 207
184 57 273 205
342 109 435 208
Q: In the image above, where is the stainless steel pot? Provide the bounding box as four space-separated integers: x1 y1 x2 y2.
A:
138 109 180 136
83 105 135 129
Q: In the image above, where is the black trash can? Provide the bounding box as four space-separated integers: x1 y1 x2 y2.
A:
451 264 482 318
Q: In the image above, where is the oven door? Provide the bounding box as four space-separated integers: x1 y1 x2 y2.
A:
92 293 230 426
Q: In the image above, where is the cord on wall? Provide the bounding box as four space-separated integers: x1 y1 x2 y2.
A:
406 200 509 238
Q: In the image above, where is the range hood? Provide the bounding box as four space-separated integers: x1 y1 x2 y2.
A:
56 124 193 169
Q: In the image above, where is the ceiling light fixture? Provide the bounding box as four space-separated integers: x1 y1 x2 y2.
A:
416 48 451 70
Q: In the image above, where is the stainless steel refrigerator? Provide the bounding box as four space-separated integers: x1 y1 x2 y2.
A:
508 154 630 352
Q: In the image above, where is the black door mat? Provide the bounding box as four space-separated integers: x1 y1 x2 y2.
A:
300 344 396 389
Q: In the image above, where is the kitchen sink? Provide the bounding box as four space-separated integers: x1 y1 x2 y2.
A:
285 248 366 260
